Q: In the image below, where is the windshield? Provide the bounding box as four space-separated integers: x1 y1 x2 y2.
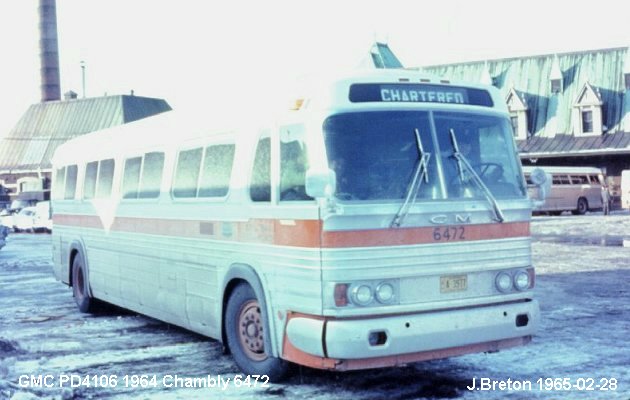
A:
323 111 525 201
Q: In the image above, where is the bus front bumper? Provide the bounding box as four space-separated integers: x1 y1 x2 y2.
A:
282 300 539 371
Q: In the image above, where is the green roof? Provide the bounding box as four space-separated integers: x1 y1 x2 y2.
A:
420 47 630 137
369 42 404 69
0 95 171 172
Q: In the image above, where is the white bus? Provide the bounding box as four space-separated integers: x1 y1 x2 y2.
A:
523 166 605 215
51 70 542 380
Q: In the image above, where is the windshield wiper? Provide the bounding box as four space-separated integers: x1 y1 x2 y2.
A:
449 129 505 223
391 128 431 228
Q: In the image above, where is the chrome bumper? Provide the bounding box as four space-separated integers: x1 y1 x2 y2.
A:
286 300 539 360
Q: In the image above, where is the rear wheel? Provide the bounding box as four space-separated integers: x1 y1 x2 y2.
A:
573 197 588 215
225 283 288 381
72 255 97 313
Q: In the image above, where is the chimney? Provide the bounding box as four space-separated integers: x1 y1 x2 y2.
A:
38 0 61 102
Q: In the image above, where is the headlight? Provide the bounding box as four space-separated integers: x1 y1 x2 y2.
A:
495 272 512 293
375 282 395 304
351 285 373 306
513 270 530 291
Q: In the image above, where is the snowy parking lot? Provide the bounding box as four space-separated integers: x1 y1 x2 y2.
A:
0 213 628 400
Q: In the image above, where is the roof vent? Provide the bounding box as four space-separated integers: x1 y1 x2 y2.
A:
64 90 78 100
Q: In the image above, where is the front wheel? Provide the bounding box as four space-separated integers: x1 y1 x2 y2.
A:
72 255 98 313
225 283 288 381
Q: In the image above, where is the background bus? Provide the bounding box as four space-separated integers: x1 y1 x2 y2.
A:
523 166 606 215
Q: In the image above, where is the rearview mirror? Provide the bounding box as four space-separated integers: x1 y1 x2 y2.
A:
305 168 336 199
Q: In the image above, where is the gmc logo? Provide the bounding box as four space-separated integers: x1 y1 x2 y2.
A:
429 214 472 225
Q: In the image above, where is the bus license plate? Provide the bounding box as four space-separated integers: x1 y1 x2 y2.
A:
440 275 467 293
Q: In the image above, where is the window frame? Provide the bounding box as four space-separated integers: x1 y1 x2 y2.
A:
120 151 165 201
171 140 236 202
249 133 273 203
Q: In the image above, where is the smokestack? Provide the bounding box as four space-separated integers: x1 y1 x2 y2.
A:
38 0 61 102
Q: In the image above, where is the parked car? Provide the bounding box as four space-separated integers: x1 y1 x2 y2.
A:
0 208 15 228
13 207 37 232
33 201 52 233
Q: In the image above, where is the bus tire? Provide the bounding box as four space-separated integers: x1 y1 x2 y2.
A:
573 197 588 215
71 255 97 313
225 283 288 381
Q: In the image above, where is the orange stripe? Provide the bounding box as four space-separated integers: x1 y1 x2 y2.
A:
53 214 528 248
321 222 529 247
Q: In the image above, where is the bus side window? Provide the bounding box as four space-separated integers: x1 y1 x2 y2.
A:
552 174 570 185
53 167 66 200
139 152 165 199
280 128 312 201
199 144 235 198
64 165 78 200
83 161 98 199
122 157 142 199
570 175 588 184
96 159 115 199
250 137 271 202
173 148 203 198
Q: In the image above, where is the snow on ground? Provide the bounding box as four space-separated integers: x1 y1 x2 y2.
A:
0 212 628 399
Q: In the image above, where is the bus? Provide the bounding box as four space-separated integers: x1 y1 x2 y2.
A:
522 166 605 215
51 70 543 380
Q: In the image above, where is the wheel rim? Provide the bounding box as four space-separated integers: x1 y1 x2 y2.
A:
237 300 266 361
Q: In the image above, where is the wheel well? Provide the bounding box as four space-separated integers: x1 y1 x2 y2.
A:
221 278 248 351
69 249 79 286
579 197 589 208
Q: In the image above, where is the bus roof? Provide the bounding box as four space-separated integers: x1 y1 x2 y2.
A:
52 69 506 167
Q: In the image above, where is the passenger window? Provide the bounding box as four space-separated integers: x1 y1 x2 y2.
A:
199 144 235 198
122 157 142 199
173 148 202 198
139 152 164 199
96 159 115 198
83 161 98 199
570 175 588 184
53 167 65 200
552 175 570 185
250 137 271 202
280 126 312 201
64 165 78 200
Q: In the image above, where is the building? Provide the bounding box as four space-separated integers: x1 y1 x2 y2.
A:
415 47 630 206
0 0 172 208
0 93 171 205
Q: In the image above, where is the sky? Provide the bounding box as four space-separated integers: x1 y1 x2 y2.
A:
0 0 629 136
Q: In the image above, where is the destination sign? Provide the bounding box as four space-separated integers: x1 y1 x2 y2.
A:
349 83 493 107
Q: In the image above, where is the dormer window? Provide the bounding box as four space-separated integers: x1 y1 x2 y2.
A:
581 110 593 133
550 55 563 94
550 79 562 94
510 115 519 133
573 82 603 136
505 87 529 140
